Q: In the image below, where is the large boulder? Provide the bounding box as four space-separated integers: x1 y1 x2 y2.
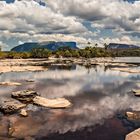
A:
33 96 71 109
0 99 26 114
126 128 140 140
12 90 38 103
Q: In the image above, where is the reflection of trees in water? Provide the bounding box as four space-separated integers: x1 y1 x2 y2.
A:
85 64 98 74
49 64 76 70
130 75 140 81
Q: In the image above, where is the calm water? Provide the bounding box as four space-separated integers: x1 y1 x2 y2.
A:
0 59 140 140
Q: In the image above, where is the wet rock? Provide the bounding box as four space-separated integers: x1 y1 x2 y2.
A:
132 89 140 96
0 137 16 140
0 82 21 86
12 90 38 102
0 117 9 136
9 127 15 136
33 96 71 109
126 112 140 120
125 128 140 140
26 79 34 82
20 109 28 117
0 99 26 114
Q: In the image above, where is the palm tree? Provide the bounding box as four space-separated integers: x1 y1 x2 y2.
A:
104 43 109 50
95 43 98 48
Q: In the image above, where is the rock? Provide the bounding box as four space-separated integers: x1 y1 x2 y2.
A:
20 109 28 117
0 82 21 86
111 68 140 73
0 99 26 114
26 79 34 82
0 66 46 73
132 89 140 96
0 117 9 136
125 128 140 140
8 115 42 138
33 96 71 109
126 111 140 120
12 90 38 102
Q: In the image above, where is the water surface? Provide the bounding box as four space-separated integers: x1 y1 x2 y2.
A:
0 60 140 140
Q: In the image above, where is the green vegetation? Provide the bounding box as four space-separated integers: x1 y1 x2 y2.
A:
31 48 52 58
0 45 140 59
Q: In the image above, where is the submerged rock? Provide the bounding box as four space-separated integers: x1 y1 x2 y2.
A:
20 109 28 117
132 89 140 96
8 115 41 138
126 128 140 140
0 82 21 86
12 90 38 102
126 112 140 120
0 99 26 114
33 96 71 109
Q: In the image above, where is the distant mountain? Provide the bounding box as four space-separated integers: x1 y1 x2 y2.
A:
11 41 78 52
108 43 140 49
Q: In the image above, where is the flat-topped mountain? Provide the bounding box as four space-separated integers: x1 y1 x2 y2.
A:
108 43 140 49
11 41 78 52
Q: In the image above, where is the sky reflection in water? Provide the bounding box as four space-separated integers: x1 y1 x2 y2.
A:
0 64 140 139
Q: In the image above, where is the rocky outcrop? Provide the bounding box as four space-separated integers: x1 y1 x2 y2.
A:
12 90 39 102
0 99 26 114
33 96 71 109
0 89 72 115
126 128 140 140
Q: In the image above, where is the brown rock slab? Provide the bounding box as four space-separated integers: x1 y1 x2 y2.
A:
12 90 38 102
126 111 140 120
0 99 26 114
126 128 140 140
33 96 71 109
8 116 41 138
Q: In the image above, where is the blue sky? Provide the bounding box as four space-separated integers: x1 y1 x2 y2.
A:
0 0 140 50
3 0 138 3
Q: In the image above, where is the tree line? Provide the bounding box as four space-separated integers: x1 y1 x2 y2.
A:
0 45 140 59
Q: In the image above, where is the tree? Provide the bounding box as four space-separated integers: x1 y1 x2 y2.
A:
63 50 72 57
104 43 109 50
95 43 98 48
0 46 2 51
31 48 51 58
